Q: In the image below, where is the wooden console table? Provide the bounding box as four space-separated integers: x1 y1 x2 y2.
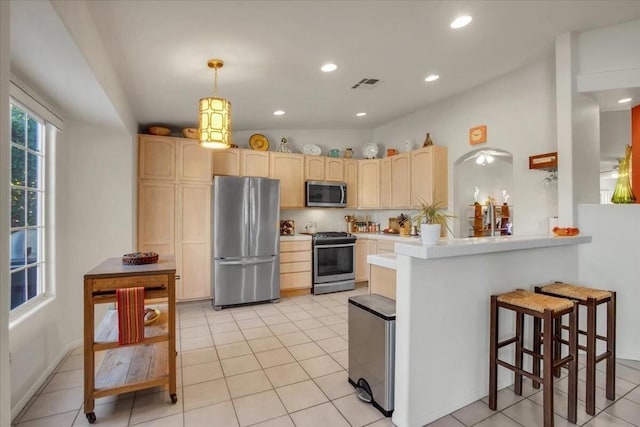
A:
83 256 177 424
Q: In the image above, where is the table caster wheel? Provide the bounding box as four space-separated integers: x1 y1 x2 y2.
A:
86 412 96 424
170 393 178 404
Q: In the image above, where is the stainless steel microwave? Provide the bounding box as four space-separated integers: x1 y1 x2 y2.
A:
305 181 347 208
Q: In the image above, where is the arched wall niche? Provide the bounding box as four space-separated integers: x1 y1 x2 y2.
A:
453 148 514 238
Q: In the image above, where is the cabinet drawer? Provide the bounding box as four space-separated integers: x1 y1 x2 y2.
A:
376 240 395 254
92 275 169 292
280 251 311 263
280 272 311 289
280 261 311 274
281 240 311 252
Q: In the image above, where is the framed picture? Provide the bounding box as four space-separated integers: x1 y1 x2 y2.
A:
469 125 487 145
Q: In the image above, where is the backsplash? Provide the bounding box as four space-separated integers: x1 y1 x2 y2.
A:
280 209 419 234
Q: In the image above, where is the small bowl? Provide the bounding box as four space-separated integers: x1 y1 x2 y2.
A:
182 128 199 139
148 126 171 136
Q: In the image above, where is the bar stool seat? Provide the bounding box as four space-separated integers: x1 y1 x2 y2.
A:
490 289 578 427
536 282 616 416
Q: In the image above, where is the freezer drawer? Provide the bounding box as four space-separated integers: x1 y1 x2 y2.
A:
348 294 396 416
213 257 280 308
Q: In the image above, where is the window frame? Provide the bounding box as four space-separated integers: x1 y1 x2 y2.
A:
9 98 48 315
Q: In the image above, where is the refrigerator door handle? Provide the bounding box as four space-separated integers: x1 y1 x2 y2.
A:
217 258 275 266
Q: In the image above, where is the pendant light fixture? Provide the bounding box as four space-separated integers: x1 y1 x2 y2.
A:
199 59 232 149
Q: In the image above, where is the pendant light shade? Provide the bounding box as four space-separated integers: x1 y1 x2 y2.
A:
199 59 232 149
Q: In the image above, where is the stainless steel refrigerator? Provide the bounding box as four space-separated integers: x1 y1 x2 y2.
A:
212 176 280 309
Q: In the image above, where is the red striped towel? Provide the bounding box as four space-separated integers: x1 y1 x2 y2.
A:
116 287 145 345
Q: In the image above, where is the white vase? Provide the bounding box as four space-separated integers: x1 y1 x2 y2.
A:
421 223 441 245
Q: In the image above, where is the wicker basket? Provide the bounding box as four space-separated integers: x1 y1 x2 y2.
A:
122 252 159 265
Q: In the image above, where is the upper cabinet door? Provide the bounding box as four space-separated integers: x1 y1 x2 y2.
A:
411 146 448 208
391 153 411 208
212 148 241 176
241 150 270 177
305 156 325 181
270 153 305 208
357 159 380 208
178 139 212 182
380 158 392 209
344 160 358 208
325 158 344 182
139 135 176 180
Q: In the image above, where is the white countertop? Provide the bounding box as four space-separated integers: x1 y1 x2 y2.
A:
367 253 397 270
279 234 312 241
395 234 591 259
353 232 422 243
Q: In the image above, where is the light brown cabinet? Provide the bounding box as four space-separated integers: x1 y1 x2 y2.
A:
280 240 312 292
355 239 376 283
305 156 325 181
241 150 270 177
411 146 448 208
380 158 392 208
211 148 241 176
357 160 380 208
139 135 176 181
325 158 344 182
369 264 396 300
344 160 358 208
391 153 411 208
137 135 212 301
270 153 305 208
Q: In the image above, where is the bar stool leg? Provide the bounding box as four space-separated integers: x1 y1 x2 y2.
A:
586 297 597 415
515 312 524 395
533 317 541 389
606 292 617 401
489 296 498 410
568 304 578 424
543 309 554 426
553 317 562 378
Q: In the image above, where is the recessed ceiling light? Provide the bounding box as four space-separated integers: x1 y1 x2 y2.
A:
273 110 285 116
618 98 632 104
321 63 337 72
425 74 440 82
356 112 367 117
451 15 472 29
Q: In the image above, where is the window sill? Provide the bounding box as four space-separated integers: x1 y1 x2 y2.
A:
9 294 55 330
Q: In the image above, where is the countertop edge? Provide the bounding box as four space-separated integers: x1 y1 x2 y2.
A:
280 235 313 241
368 253 397 270
395 235 591 259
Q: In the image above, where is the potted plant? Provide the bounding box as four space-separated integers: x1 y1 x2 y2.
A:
414 198 456 245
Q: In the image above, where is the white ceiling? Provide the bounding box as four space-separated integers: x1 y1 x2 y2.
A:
11 1 640 132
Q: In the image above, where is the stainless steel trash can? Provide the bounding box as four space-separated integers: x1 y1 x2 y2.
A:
348 294 396 416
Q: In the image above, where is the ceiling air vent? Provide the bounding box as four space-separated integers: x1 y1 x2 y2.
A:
351 78 382 90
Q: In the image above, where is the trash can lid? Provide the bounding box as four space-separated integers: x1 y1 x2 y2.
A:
348 294 396 320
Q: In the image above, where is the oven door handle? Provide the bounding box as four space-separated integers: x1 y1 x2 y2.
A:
340 185 346 205
314 243 354 249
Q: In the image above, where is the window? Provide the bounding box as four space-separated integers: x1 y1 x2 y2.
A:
10 101 46 311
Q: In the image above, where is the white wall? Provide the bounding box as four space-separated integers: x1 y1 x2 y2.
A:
601 110 631 161
233 129 373 158
373 57 559 235
0 1 11 425
578 204 640 359
577 18 640 92
8 120 135 417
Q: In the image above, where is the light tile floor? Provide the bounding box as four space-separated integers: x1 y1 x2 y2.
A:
10 287 640 426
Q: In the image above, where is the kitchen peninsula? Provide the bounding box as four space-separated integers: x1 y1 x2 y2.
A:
367 235 591 427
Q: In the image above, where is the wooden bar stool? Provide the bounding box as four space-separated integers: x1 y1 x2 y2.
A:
490 289 578 426
535 282 616 415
